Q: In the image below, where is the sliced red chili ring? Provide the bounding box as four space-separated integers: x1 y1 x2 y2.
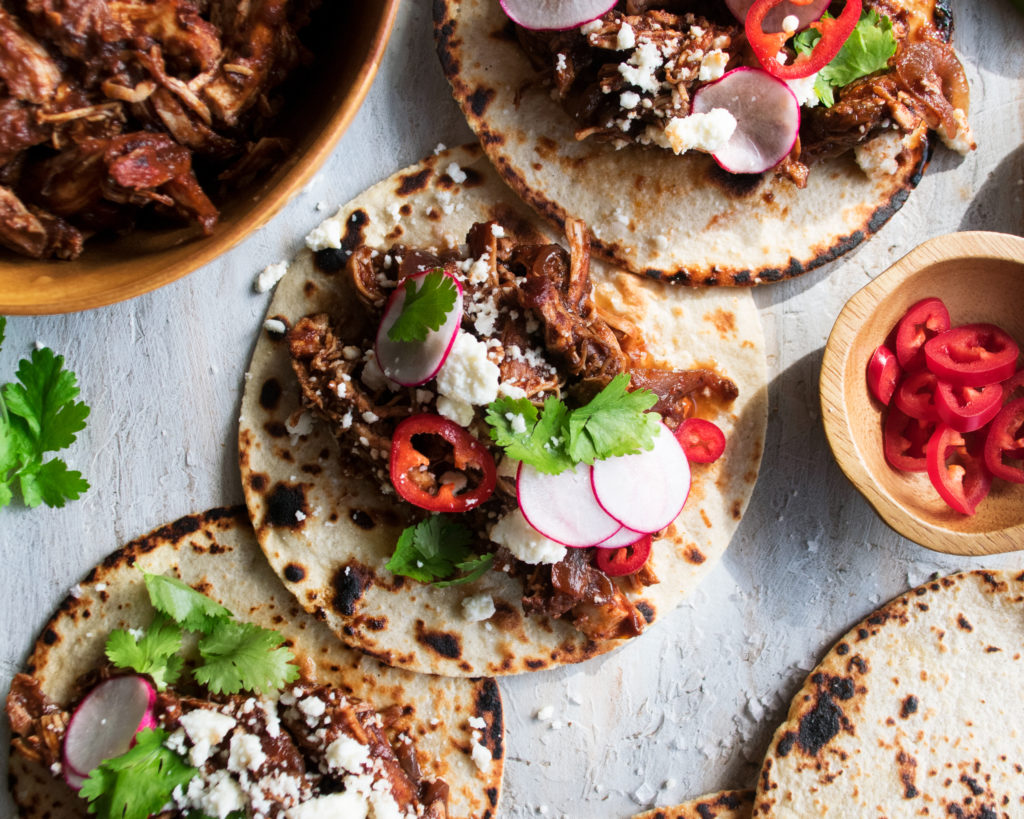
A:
1000 368 1024 405
894 297 951 372
674 418 726 463
933 379 1004 433
925 425 992 515
983 397 1024 483
595 535 652 577
866 344 900 406
746 0 862 81
883 407 935 473
893 369 939 422
389 413 497 512
923 323 1020 387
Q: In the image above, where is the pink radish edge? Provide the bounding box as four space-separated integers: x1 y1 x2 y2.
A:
595 524 648 549
499 0 616 31
692 67 800 175
516 461 621 548
62 675 157 789
374 269 463 387
591 423 691 534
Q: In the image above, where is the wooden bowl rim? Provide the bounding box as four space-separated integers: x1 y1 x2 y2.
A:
0 0 401 315
820 230 1024 556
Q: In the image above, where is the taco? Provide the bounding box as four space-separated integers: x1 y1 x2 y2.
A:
5 507 503 819
434 0 974 285
635 789 754 819
752 570 1024 817
238 144 767 677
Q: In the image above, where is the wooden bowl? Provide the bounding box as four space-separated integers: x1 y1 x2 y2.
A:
0 0 400 315
821 231 1024 556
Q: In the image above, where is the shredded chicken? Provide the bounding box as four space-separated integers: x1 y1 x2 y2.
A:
0 0 320 259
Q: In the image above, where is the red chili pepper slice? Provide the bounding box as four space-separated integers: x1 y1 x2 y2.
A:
866 344 900 405
893 369 939 422
389 414 497 512
923 323 1020 387
674 418 726 463
1000 368 1024 405
934 379 1004 433
925 425 992 515
983 398 1024 483
745 0 862 80
595 535 652 577
883 407 935 472
894 297 951 371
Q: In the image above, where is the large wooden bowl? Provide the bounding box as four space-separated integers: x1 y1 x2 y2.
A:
0 0 401 315
821 231 1024 556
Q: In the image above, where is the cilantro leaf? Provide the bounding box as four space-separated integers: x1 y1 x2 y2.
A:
386 516 475 583
485 396 573 474
144 573 233 633
386 270 458 343
795 10 896 107
0 336 90 509
434 553 495 587
79 728 196 819
105 615 185 691
194 619 300 695
566 374 660 464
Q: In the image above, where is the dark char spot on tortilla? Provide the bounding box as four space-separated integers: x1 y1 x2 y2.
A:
475 678 504 758
468 86 495 117
415 620 461 659
331 563 371 616
264 420 288 438
798 690 843 755
397 168 432 196
283 563 306 583
350 509 375 530
900 695 918 718
776 731 796 757
314 247 348 273
636 601 655 623
264 483 307 529
259 378 282 411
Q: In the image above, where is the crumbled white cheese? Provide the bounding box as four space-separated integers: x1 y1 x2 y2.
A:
656 109 737 155
470 734 492 773
619 90 641 110
437 394 475 427
433 142 447 155
436 332 500 407
490 223 505 238
618 40 663 94
489 509 567 565
855 130 905 177
941 108 977 154
469 716 487 730
580 19 603 36
254 261 288 293
263 318 287 335
555 52 567 72
298 696 326 719
786 72 819 107
697 49 729 82
535 705 555 722
325 734 371 774
497 381 528 400
179 709 237 767
305 217 342 251
616 23 636 50
504 411 528 434
285 411 313 438
285 792 369 819
342 345 362 361
467 254 491 285
781 14 799 33
361 353 396 392
461 594 495 622
185 770 246 818
228 731 267 774
446 162 467 184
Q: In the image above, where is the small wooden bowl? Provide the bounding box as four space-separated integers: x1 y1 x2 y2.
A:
0 0 400 315
821 231 1024 556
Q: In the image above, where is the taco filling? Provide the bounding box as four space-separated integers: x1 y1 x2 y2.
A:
289 218 738 641
513 0 974 183
6 574 451 819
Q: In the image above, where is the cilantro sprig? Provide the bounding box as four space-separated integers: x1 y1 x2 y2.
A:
794 9 897 107
105 573 299 695
486 373 661 473
386 270 459 343
0 316 90 508
386 516 493 586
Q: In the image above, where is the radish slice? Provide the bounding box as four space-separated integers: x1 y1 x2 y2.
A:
725 0 829 33
595 524 647 549
591 423 690 534
62 675 156 785
499 0 616 31
517 461 621 547
691 67 799 174
375 270 463 387
64 766 87 791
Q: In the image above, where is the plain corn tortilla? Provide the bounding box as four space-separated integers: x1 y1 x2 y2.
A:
635 789 755 819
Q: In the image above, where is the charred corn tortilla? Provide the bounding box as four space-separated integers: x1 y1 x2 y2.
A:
753 570 1024 818
7 507 503 819
433 0 944 286
635 789 754 819
237 144 768 677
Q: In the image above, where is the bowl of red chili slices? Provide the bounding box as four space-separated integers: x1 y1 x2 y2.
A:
821 231 1024 556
